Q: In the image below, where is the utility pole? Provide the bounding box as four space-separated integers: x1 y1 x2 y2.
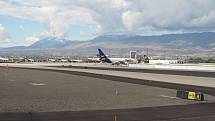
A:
108 48 111 57
147 48 149 57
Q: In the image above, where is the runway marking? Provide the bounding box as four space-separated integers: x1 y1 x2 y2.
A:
159 95 178 99
114 114 117 121
29 82 46 86
156 114 215 121
9 80 16 82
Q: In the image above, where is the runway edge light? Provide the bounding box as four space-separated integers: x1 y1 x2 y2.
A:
176 90 204 101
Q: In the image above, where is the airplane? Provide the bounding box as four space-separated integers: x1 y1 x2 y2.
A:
87 57 101 62
0 57 9 63
48 59 56 62
69 59 83 63
97 48 129 65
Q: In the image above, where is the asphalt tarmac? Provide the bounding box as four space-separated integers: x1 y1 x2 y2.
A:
55 65 215 78
0 67 215 121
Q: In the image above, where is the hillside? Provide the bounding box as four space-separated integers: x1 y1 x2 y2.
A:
0 32 215 56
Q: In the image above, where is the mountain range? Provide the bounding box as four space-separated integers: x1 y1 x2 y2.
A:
1 32 215 56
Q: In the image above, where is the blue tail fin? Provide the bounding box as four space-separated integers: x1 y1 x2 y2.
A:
98 49 106 57
97 49 112 63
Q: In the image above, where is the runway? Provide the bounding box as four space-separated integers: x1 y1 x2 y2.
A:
0 66 215 120
55 65 215 78
1 63 215 88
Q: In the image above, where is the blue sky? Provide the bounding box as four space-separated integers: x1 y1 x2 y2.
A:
0 15 43 45
0 0 215 47
0 15 97 47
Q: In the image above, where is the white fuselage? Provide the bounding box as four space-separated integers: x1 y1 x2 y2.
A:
109 58 127 63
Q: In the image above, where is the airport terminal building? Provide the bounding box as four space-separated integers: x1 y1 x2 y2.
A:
148 59 184 64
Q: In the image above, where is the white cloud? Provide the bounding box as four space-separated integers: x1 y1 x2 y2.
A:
121 0 215 33
1 0 215 38
191 10 215 28
0 0 97 38
25 36 40 43
122 10 143 30
0 24 5 32
0 24 11 44
111 0 130 9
